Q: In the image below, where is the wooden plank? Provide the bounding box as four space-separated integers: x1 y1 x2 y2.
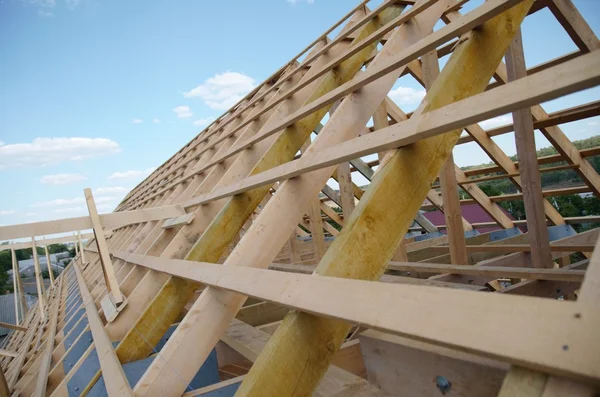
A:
387 262 585 282
307 198 326 261
115 252 600 382
0 322 27 333
73 264 133 396
161 212 195 229
43 242 55 285
0 367 8 397
506 29 553 268
0 233 95 251
547 0 600 53
77 231 86 264
221 319 390 397
422 49 468 265
0 206 185 241
10 249 21 326
33 276 62 397
337 161 355 219
0 350 18 359
360 329 507 396
84 188 124 304
30 238 46 322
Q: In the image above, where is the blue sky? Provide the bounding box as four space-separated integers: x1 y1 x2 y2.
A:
1 0 599 229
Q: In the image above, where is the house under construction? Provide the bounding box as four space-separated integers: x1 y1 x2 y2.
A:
0 0 599 395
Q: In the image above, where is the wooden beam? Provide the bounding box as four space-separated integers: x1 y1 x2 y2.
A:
0 206 185 241
422 49 468 265
506 29 553 268
33 276 62 397
0 233 94 251
0 321 27 333
0 350 18 359
0 368 8 397
10 249 20 326
30 238 46 322
84 188 124 304
113 252 600 382
547 0 600 53
77 231 85 264
73 263 133 396
387 262 585 282
359 329 507 396
337 161 355 219
42 240 55 285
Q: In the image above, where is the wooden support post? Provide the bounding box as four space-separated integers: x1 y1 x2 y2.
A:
307 198 326 261
497 231 600 396
422 50 468 265
73 233 79 257
288 231 301 264
84 188 124 304
337 161 355 219
77 231 85 264
373 101 390 161
506 29 552 269
14 252 27 320
10 249 20 325
43 240 55 285
33 276 61 397
30 238 46 322
0 367 8 397
236 2 535 395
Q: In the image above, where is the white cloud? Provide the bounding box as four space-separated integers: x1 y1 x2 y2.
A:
479 115 512 129
287 0 314 4
152 118 161 123
40 173 87 185
108 170 142 179
32 195 116 208
38 9 53 16
54 206 85 214
183 72 256 110
174 106 193 118
94 186 128 194
96 203 114 212
65 0 82 8
108 167 154 180
0 210 15 216
25 212 36 217
0 137 120 170
132 119 143 124
588 121 598 126
31 197 84 207
193 117 214 127
388 86 426 104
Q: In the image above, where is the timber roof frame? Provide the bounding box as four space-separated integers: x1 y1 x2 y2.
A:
0 0 600 395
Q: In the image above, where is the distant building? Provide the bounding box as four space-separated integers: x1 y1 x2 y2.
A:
0 293 37 339
422 203 521 234
9 254 65 279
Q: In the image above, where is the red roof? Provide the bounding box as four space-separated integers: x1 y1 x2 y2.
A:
422 203 519 234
